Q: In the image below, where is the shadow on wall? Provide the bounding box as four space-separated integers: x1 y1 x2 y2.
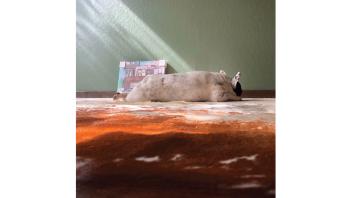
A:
166 64 177 74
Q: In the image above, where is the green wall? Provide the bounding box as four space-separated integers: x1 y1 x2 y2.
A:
77 0 275 91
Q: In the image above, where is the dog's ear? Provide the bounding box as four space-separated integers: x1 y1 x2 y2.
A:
219 70 227 75
234 72 241 81
231 72 240 86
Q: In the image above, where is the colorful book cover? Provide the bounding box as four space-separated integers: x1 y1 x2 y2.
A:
117 60 167 93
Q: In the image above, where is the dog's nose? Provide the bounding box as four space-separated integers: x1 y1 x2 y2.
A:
234 82 242 96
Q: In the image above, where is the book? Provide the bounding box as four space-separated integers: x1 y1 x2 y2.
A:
117 60 167 93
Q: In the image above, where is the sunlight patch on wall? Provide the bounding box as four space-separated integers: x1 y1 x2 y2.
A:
77 0 191 72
